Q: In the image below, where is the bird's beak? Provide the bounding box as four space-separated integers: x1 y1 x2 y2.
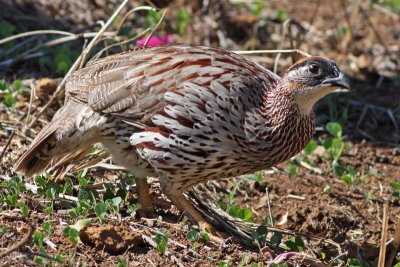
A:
322 72 350 92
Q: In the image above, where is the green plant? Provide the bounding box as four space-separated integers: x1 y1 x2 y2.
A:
186 228 210 251
277 8 287 22
94 203 107 223
390 182 400 198
324 122 345 162
228 205 253 222
63 227 79 247
117 257 128 267
19 202 30 218
246 171 264 183
284 162 298 176
0 22 15 49
303 139 318 155
284 236 305 252
175 9 190 35
0 79 23 111
33 230 48 265
218 260 231 267
144 10 162 27
0 226 7 234
251 224 268 248
154 231 169 254
323 94 349 126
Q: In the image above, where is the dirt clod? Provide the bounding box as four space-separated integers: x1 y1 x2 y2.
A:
79 225 145 255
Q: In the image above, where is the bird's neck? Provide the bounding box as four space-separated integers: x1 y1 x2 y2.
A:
244 88 315 165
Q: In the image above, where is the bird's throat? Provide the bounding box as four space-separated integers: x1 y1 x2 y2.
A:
294 86 336 115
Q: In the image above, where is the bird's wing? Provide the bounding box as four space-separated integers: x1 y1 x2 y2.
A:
65 45 280 123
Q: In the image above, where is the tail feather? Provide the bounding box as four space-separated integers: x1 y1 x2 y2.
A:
13 121 59 178
13 100 99 179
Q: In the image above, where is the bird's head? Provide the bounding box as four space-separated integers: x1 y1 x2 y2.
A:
279 56 350 115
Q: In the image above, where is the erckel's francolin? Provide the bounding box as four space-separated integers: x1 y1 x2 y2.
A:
14 45 349 230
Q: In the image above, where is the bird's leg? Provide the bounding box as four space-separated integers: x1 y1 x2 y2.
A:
136 178 156 218
160 183 224 240
167 191 214 230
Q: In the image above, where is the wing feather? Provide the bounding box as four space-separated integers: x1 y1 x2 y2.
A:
64 45 280 124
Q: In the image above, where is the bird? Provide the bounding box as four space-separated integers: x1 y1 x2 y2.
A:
14 45 349 230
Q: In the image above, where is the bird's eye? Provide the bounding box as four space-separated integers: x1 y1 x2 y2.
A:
308 64 320 74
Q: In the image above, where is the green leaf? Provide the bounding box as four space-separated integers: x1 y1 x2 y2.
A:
0 80 9 91
278 8 287 22
112 197 122 207
186 229 198 241
95 203 107 223
42 221 53 236
294 236 305 251
0 22 15 37
389 182 400 190
199 230 210 242
63 227 79 246
5 93 15 108
45 182 61 199
227 181 241 207
347 258 361 267
6 194 18 206
218 261 231 267
175 9 190 35
44 203 53 215
270 232 282 246
117 257 128 267
251 225 268 246
0 226 8 234
284 164 298 176
326 122 342 138
342 174 354 186
303 139 317 154
33 230 44 248
228 205 252 221
19 202 30 218
12 80 23 93
35 176 48 187
154 231 169 254
333 162 346 176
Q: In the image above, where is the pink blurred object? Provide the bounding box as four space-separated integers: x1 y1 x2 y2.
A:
136 35 173 48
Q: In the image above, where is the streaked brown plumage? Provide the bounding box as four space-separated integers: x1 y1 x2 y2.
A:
14 45 349 229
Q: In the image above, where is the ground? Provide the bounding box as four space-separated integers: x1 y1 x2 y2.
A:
0 0 399 266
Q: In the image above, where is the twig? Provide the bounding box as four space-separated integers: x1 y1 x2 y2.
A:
378 203 389 267
0 30 75 46
0 130 15 161
274 19 291 73
93 28 151 61
78 0 130 68
386 218 400 267
27 0 131 130
266 188 274 226
25 80 35 125
0 219 34 258
116 6 156 34
143 9 168 48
